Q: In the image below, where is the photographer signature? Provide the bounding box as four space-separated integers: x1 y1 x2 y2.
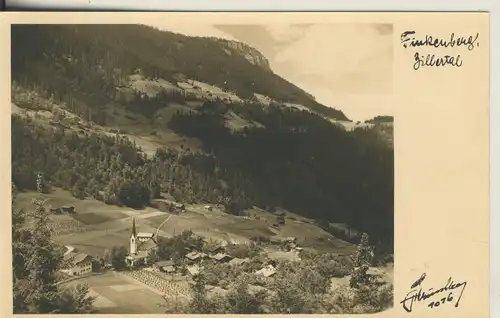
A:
400 273 467 313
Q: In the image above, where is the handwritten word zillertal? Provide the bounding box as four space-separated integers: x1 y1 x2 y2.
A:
400 31 480 70
400 273 467 313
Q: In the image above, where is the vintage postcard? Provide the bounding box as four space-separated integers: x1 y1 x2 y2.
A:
0 12 489 318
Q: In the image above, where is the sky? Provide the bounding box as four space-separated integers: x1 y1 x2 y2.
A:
146 22 394 122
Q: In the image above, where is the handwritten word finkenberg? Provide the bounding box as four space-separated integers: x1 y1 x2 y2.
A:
400 31 480 70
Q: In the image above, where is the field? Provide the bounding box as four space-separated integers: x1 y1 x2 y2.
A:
64 272 166 314
16 187 356 258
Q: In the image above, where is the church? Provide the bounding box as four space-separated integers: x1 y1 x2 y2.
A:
125 217 157 267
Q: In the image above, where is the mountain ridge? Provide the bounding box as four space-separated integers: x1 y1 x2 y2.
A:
11 24 349 122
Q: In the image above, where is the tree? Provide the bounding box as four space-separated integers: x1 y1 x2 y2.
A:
224 281 266 314
116 180 151 208
54 284 96 314
102 249 112 266
110 246 128 270
12 173 96 313
350 233 374 288
16 173 64 313
186 273 217 314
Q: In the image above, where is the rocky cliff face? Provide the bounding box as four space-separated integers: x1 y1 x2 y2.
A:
218 39 271 71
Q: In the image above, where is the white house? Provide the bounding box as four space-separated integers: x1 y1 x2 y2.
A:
137 232 155 243
61 252 93 276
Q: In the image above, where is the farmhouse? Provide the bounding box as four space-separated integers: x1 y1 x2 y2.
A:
154 260 176 273
228 257 249 266
50 207 62 214
125 218 157 267
185 251 209 263
151 199 185 213
210 253 232 263
187 265 202 276
137 232 155 243
209 245 225 254
255 264 276 278
61 205 76 213
61 252 92 276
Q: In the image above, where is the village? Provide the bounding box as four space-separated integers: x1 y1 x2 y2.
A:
61 214 313 297
47 193 371 313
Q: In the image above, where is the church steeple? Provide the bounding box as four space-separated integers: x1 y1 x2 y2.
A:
130 217 137 255
132 217 137 237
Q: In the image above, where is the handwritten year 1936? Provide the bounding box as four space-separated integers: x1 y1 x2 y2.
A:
400 31 480 70
400 273 467 313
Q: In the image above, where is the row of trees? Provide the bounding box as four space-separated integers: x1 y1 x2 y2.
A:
12 175 96 314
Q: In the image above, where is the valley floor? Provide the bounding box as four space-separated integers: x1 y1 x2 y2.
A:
17 188 393 314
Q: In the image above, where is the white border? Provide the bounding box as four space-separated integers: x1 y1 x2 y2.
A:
3 1 499 317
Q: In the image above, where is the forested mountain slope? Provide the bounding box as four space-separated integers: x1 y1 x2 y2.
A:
11 24 393 252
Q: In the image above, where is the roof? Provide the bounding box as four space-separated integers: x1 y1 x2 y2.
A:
138 240 157 251
187 265 201 276
131 217 137 237
269 236 287 243
268 251 301 262
162 265 175 273
128 250 149 260
137 232 154 238
155 260 175 267
211 253 232 261
228 257 249 266
186 251 209 260
185 251 201 260
255 265 276 278
64 252 91 266
210 246 225 252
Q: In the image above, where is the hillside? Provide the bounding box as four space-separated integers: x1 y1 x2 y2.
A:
11 24 348 122
11 24 393 253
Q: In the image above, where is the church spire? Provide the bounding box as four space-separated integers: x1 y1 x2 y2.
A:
132 217 137 237
130 217 137 255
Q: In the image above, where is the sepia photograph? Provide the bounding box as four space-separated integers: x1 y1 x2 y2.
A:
11 20 394 315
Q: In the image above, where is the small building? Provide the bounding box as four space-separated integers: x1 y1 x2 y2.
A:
61 205 76 214
187 265 201 276
228 257 249 266
162 265 176 273
138 239 157 252
137 232 155 243
209 246 225 254
50 207 62 214
204 205 213 211
255 264 276 278
61 252 92 276
126 250 150 267
154 260 175 270
152 199 185 213
211 253 232 263
269 236 287 245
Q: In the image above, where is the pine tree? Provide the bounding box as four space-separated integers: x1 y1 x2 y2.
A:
12 173 96 313
349 233 374 288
